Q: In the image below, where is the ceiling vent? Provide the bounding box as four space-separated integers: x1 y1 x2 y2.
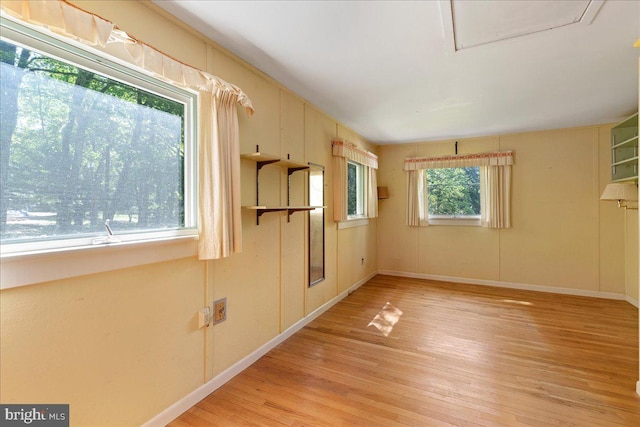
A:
440 0 606 53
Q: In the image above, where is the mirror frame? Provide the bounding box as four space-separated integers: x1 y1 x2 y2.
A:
308 163 325 287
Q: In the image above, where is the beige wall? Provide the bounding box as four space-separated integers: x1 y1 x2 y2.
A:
378 125 637 298
1 1 637 424
0 1 377 425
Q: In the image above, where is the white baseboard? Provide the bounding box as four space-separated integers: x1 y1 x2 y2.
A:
378 270 632 303
346 270 377 294
141 270 376 427
625 295 639 308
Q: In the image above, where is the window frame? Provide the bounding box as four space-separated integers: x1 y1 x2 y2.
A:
0 18 199 257
347 160 366 219
425 166 482 227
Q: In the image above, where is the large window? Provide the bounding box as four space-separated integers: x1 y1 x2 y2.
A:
426 167 481 224
347 160 365 218
0 23 197 254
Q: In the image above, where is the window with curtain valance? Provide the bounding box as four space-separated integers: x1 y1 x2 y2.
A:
404 151 513 228
332 138 378 222
0 0 254 260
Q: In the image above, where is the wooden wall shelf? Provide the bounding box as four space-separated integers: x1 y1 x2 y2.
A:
243 205 327 223
241 148 325 224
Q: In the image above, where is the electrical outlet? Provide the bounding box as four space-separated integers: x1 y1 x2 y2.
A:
361 257 365 265
213 298 227 324
198 307 211 329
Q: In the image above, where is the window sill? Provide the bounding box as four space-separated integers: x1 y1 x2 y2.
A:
0 235 198 290
428 216 481 227
338 218 370 229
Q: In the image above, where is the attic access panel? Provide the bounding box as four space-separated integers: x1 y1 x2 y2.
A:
441 0 605 52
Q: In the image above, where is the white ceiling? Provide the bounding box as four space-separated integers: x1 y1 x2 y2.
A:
154 0 640 144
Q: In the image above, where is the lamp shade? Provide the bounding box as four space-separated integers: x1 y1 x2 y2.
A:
600 183 638 201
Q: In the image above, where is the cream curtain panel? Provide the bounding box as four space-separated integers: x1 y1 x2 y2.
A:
406 170 429 227
198 91 244 259
333 156 349 222
404 151 513 229
367 166 378 218
2 0 255 259
480 165 511 229
332 139 378 220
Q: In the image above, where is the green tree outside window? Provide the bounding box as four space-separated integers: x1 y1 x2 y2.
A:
426 167 480 216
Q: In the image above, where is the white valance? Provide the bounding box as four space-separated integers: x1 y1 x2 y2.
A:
404 151 513 170
332 138 378 169
0 0 254 115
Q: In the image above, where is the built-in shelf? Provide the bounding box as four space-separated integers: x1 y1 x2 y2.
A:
612 156 639 167
612 135 638 150
611 112 639 183
241 148 325 224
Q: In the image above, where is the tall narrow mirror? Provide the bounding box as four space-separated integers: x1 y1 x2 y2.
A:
309 164 325 286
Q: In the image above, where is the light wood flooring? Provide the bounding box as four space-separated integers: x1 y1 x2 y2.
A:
170 275 640 426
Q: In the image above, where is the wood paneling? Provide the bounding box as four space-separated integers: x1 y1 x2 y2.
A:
172 275 640 426
280 90 305 163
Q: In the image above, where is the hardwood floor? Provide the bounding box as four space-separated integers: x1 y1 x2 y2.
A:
170 275 640 426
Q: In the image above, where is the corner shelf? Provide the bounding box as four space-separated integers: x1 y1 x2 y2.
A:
241 147 326 224
611 112 639 183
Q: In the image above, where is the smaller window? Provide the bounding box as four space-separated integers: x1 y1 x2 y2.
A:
347 161 365 218
426 167 481 224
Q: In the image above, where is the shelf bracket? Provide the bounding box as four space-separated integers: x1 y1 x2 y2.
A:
287 207 314 223
255 208 287 225
286 166 309 206
287 166 308 176
257 160 279 171
255 160 280 207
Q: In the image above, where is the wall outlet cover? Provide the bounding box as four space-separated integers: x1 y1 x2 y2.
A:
213 298 227 324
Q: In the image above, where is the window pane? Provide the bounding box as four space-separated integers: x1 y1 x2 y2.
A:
347 162 357 216
0 40 186 244
426 167 480 216
347 161 364 217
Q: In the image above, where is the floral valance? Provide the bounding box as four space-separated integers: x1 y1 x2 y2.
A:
0 0 254 114
332 138 378 169
404 151 513 171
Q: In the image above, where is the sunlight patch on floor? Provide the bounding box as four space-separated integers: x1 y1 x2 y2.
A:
501 299 533 306
368 302 403 337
